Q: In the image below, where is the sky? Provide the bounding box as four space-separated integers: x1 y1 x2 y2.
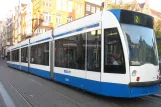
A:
0 0 161 20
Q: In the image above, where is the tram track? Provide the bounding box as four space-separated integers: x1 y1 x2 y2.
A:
2 65 124 107
140 94 161 106
0 70 35 107
1 64 161 107
0 67 86 107
140 97 161 105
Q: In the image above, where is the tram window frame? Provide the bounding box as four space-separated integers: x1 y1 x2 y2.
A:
55 34 86 70
104 28 126 74
12 49 19 62
87 30 101 72
11 51 13 61
16 49 19 62
21 47 28 63
30 42 49 66
7 52 10 61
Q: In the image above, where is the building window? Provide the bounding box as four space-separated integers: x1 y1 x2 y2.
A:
49 15 51 22
91 6 95 13
67 16 72 22
49 3 52 7
43 2 45 6
76 4 83 14
43 12 52 23
43 0 52 8
56 15 61 26
86 4 90 11
46 3 48 7
68 1 72 12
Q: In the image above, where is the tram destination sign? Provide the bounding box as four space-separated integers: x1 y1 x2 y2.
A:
120 10 153 28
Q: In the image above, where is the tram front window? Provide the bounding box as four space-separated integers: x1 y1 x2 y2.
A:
121 24 158 66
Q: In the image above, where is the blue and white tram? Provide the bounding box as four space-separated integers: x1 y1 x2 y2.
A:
19 39 30 72
7 43 21 69
7 9 161 98
29 30 53 79
7 30 53 79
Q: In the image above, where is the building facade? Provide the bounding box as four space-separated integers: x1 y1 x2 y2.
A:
103 0 113 10
13 2 27 45
21 4 27 41
104 0 161 19
85 0 103 16
26 0 33 38
6 18 13 47
0 20 7 58
32 0 85 36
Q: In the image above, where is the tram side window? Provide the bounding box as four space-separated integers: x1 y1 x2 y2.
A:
55 38 68 68
16 50 19 62
12 50 19 62
104 28 125 74
43 42 49 65
21 47 28 63
87 30 101 72
11 51 14 61
30 45 37 64
7 52 10 61
55 34 85 70
30 42 49 66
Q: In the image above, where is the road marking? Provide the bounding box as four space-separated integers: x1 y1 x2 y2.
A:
0 82 16 107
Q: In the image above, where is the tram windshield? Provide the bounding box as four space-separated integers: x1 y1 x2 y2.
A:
121 24 158 66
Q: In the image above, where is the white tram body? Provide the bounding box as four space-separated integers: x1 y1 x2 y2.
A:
7 9 160 98
29 30 53 79
19 39 30 72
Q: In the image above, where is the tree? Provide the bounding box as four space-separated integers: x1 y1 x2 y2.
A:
154 19 161 57
108 0 132 10
154 19 161 38
157 44 161 57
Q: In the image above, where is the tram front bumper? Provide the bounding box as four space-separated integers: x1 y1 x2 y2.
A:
129 80 161 87
128 80 161 97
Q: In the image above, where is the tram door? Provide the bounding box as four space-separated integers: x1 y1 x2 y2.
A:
85 30 102 94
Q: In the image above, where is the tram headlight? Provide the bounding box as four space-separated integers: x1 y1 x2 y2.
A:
132 70 137 76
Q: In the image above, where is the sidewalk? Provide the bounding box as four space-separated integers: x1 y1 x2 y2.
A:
0 93 6 107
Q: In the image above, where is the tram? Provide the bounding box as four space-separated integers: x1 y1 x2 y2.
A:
7 9 161 98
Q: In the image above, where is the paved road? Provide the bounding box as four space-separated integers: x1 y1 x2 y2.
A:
0 59 161 107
